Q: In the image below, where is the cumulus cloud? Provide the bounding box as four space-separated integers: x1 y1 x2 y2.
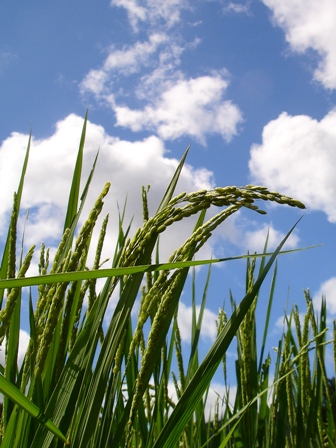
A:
249 109 336 222
274 312 305 335
243 222 300 253
222 1 252 15
177 301 219 343
262 0 336 89
115 74 243 144
201 382 237 420
80 9 241 146
110 0 189 30
80 35 242 145
0 330 30 368
168 380 237 420
0 49 17 76
80 33 169 97
81 38 242 145
213 212 301 257
80 32 191 113
313 277 336 315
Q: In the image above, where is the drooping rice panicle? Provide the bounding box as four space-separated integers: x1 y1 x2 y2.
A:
127 276 165 364
216 308 227 382
36 242 49 302
0 245 35 342
236 257 257 409
68 215 110 349
34 250 73 378
55 250 88 379
300 297 312 424
213 396 219 435
142 185 155 296
34 183 110 378
6 194 18 292
49 227 72 275
119 185 305 271
159 341 170 417
293 304 302 347
174 314 185 393
36 246 72 341
286 369 296 446
126 269 184 442
112 327 127 376
69 280 90 350
305 290 331 440
142 185 150 224
87 213 109 312
34 228 71 327
171 371 181 403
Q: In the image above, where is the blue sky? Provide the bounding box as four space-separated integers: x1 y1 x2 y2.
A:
1 0 336 399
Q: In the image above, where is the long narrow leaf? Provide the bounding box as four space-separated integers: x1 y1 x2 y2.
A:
0 133 31 305
63 109 88 231
156 146 189 212
0 375 67 444
0 245 315 290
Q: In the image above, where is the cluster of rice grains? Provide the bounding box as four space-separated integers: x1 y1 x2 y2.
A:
269 291 331 446
123 185 305 441
0 195 35 343
0 183 111 393
121 185 305 270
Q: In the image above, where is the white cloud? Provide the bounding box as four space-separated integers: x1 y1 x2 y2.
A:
0 113 218 268
177 301 219 343
167 380 237 421
262 0 336 89
111 0 147 29
80 34 206 139
0 50 17 75
313 277 336 315
213 213 300 257
82 33 168 96
274 312 305 335
205 383 237 420
115 74 243 144
105 33 167 72
80 33 169 101
243 223 300 253
0 330 30 369
110 0 189 30
80 8 241 146
81 41 242 144
223 1 252 15
249 109 336 222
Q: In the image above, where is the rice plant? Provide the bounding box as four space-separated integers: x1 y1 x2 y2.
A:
206 256 336 448
0 115 333 447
